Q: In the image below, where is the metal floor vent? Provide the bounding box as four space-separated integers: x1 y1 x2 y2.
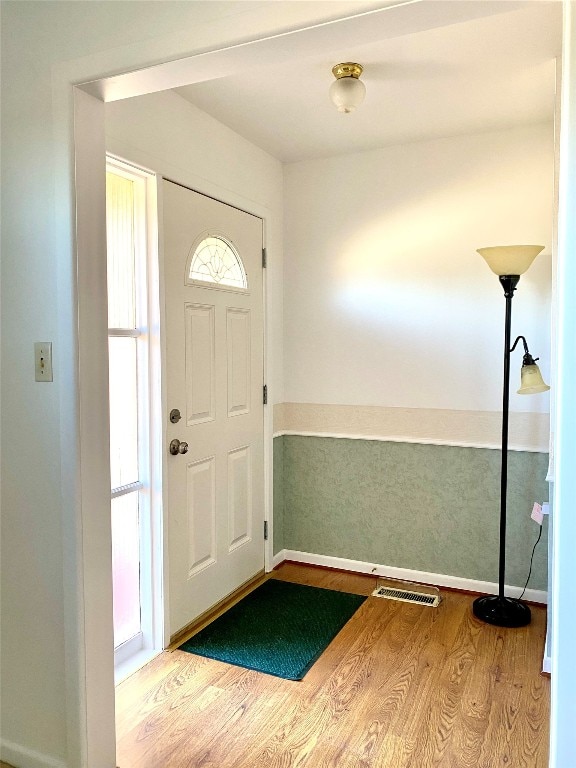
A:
372 585 441 607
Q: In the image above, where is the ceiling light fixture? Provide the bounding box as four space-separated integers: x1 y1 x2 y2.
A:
329 63 366 114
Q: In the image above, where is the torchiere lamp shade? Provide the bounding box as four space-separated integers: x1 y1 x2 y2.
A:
477 245 545 276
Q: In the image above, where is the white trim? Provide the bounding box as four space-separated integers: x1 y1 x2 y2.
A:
276 550 548 605
262 220 273 576
144 168 166 656
156 175 172 650
133 162 165 659
107 328 140 338
271 550 286 569
107 153 156 178
543 654 552 675
111 481 144 499
114 631 143 666
114 648 161 686
551 4 576 766
71 87 117 768
1 740 67 768
272 429 547 453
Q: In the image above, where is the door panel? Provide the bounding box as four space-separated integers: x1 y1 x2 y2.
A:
227 445 252 552
227 308 251 417
185 303 215 425
186 456 216 577
163 180 264 635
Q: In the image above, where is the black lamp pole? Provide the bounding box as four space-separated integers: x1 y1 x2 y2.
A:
472 274 532 628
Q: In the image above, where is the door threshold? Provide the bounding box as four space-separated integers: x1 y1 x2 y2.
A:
168 569 267 650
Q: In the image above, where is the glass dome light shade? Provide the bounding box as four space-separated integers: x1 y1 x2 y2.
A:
329 76 366 113
517 363 550 395
477 245 545 276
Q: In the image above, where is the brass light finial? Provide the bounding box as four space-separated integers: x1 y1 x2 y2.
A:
332 62 363 80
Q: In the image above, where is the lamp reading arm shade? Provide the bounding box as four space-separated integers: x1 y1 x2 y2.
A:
511 338 551 395
477 245 545 276
518 363 550 394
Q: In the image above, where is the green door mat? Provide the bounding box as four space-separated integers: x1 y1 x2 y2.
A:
178 578 367 680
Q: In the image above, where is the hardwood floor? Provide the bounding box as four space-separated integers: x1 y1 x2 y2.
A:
115 563 550 767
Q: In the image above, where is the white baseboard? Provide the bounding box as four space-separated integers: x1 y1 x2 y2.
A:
271 550 286 569
274 549 547 605
1 739 67 768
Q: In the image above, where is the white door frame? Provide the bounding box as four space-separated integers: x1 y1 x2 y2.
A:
50 4 575 766
550 2 576 766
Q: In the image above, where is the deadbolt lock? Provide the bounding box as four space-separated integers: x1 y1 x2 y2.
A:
169 408 182 424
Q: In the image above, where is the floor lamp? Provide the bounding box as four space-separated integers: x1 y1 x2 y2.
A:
473 245 550 628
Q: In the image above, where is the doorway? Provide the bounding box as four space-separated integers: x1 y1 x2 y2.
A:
105 162 268 676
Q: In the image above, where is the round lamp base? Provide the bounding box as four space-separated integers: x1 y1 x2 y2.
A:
472 595 531 628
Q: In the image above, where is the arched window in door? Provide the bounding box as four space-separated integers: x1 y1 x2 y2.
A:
187 233 248 290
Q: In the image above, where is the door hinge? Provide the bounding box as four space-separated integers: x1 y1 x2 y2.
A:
262 247 267 268
263 384 268 405
264 521 269 541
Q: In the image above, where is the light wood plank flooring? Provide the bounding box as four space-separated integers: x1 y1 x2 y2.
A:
116 563 550 767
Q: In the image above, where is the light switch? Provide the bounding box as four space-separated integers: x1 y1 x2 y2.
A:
35 342 53 382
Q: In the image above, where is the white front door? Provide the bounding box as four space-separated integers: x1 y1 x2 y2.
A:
163 180 265 637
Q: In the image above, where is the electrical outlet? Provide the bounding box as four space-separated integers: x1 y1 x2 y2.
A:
34 342 53 382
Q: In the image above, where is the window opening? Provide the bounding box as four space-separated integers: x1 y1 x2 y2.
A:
106 158 161 677
106 167 143 652
187 234 247 289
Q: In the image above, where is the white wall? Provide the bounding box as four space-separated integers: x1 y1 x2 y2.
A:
284 123 554 418
0 2 293 765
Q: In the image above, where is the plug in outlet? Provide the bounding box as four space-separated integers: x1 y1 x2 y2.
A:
531 502 543 525
35 342 53 382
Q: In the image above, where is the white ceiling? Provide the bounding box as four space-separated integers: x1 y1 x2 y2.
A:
174 2 561 163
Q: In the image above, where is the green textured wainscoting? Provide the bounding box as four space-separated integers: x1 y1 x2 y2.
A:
273 435 549 590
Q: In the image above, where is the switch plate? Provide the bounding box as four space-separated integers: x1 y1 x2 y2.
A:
35 342 53 382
